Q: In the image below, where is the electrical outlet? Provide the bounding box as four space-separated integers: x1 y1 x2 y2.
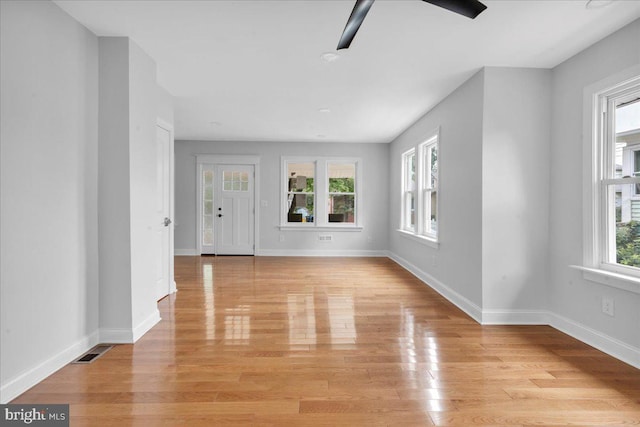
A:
279 234 285 242
602 297 614 317
319 235 332 242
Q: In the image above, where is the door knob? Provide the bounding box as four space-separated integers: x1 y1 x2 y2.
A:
163 217 172 227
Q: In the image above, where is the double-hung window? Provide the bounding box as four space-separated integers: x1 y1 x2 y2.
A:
286 161 315 223
400 130 439 243
328 162 356 224
282 157 361 228
586 75 640 283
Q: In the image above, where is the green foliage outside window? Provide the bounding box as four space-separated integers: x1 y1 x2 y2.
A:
329 178 354 193
616 220 640 268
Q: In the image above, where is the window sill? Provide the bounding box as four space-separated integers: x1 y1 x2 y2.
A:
279 225 363 232
397 229 439 249
569 265 640 295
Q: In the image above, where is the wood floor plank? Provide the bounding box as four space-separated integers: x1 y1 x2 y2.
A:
10 256 640 425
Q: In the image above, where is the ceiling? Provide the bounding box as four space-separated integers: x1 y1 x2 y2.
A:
54 0 640 143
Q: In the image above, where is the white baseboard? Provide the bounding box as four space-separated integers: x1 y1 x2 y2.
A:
99 327 134 343
256 249 389 257
0 331 100 404
132 310 161 342
388 252 483 323
175 248 197 256
100 310 161 344
549 312 640 369
387 251 639 369
481 309 549 325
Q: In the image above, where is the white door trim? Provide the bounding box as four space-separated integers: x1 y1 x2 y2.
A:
157 118 176 294
196 155 261 255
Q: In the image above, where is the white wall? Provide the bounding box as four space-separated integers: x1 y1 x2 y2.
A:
548 20 640 361
174 141 389 255
157 85 174 126
0 0 99 402
389 71 485 313
128 41 162 331
482 67 551 316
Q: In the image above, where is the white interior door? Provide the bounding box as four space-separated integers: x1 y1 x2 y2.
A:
155 124 172 299
215 165 255 255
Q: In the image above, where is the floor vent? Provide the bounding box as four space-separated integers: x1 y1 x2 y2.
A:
72 344 114 364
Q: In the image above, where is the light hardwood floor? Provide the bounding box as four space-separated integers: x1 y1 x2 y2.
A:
12 256 640 426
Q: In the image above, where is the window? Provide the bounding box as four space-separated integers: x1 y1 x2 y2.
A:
202 168 214 247
590 77 640 278
422 137 438 237
402 149 416 232
282 157 361 228
286 162 315 223
400 130 439 242
328 162 356 223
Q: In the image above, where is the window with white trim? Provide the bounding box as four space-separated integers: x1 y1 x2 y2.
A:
282 157 361 228
286 161 315 223
401 149 416 232
592 79 640 277
327 162 356 224
421 136 438 237
401 130 439 241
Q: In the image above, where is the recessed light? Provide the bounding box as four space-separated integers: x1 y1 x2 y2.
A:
208 121 221 126
318 108 331 113
320 52 340 63
317 134 327 138
585 0 615 9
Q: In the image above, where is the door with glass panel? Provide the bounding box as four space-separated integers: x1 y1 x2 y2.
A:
200 164 255 255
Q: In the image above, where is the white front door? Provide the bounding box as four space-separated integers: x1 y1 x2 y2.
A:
155 124 172 299
200 164 255 255
216 165 255 255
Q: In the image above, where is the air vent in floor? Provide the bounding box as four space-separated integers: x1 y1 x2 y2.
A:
72 344 114 364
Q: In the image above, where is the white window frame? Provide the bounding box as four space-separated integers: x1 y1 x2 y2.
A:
420 136 438 239
280 156 362 230
401 148 416 233
578 68 640 294
327 160 358 225
399 128 440 247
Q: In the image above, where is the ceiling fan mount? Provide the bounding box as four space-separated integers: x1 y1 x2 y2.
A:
337 0 488 50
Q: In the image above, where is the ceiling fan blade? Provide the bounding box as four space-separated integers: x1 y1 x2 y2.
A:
337 0 376 50
422 0 487 19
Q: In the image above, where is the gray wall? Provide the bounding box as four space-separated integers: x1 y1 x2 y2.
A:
389 71 485 311
387 20 639 363
482 67 551 314
98 37 133 332
98 37 163 337
1 0 99 400
549 20 640 353
1 1 173 402
175 141 390 255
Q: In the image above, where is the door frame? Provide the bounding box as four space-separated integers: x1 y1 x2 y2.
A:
196 155 261 255
157 118 176 295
